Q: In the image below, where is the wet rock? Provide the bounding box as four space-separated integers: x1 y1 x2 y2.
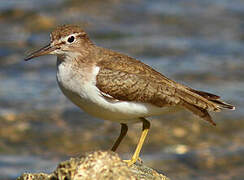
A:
17 151 170 180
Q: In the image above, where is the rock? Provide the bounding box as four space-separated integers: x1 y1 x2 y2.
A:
17 151 170 180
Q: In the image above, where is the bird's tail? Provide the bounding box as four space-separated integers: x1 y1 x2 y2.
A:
190 89 235 110
183 101 216 126
182 89 235 126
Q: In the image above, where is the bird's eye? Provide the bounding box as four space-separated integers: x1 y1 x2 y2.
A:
67 36 75 43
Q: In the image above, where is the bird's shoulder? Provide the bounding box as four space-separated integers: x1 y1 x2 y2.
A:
95 48 182 106
95 47 174 85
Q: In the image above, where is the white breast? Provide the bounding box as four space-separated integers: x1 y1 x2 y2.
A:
56 59 178 124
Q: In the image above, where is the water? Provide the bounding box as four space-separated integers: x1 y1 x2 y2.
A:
0 0 244 179
0 155 58 179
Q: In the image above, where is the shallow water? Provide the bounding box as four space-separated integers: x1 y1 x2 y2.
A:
0 0 244 179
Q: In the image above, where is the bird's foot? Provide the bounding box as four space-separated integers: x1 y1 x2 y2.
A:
123 157 143 166
123 159 137 166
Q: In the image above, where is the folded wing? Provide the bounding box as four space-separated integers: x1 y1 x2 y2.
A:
96 51 235 126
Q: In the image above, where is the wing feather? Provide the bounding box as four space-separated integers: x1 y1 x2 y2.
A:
95 49 234 125
96 52 218 111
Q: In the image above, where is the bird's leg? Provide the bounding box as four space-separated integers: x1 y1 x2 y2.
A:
124 118 150 166
111 123 128 152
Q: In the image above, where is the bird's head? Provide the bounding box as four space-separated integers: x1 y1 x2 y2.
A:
25 25 92 61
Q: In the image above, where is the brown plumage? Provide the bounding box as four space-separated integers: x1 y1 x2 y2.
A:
95 48 235 126
51 25 87 41
48 25 235 126
25 24 236 166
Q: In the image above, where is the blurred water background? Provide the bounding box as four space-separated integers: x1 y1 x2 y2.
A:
0 0 244 179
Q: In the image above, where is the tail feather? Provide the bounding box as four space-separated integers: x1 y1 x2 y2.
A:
181 88 235 126
210 99 235 110
188 89 235 110
190 89 220 100
183 102 216 126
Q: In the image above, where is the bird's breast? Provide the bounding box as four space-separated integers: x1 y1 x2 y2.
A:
56 59 97 100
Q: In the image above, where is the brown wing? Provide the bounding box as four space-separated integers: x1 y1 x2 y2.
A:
95 49 235 125
96 50 182 107
96 50 218 110
96 67 180 107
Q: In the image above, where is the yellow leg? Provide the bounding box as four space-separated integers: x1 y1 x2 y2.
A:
125 118 150 166
111 123 128 152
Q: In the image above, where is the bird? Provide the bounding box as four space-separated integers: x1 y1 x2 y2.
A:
25 24 235 166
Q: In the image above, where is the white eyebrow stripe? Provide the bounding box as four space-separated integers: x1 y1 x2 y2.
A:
60 33 81 42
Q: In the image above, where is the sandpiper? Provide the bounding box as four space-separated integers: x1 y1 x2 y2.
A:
25 25 235 166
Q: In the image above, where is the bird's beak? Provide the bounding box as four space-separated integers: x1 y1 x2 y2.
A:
24 44 57 61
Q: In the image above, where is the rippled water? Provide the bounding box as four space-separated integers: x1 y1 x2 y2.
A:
0 0 244 179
